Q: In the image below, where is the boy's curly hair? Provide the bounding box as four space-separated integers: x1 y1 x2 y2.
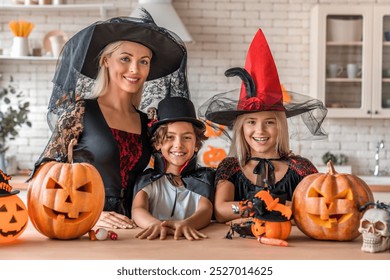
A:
151 123 208 152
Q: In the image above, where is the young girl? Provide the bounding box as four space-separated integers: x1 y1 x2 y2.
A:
199 29 327 223
132 96 215 240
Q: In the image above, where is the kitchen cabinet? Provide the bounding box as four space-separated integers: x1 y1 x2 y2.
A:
310 4 390 118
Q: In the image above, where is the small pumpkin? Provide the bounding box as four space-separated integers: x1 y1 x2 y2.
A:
27 139 105 240
0 170 28 244
202 145 227 168
251 218 291 240
292 160 374 241
240 190 292 240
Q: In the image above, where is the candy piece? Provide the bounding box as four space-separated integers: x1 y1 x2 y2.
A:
95 228 108 240
108 230 118 240
88 230 97 241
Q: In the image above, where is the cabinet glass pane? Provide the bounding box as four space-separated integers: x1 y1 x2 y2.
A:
382 16 390 109
325 15 363 109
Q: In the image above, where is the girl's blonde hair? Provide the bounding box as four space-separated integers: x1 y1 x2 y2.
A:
228 110 290 167
89 41 143 107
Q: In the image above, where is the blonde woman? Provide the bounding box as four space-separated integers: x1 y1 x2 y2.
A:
30 14 187 229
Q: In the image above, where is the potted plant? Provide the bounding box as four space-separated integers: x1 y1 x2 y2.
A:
0 76 31 172
318 151 351 173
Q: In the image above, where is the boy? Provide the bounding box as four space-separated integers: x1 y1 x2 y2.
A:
132 97 215 241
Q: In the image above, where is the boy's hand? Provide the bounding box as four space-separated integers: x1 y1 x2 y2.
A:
135 223 175 240
162 220 208 241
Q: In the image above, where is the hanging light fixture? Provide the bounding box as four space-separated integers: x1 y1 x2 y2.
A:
130 0 193 43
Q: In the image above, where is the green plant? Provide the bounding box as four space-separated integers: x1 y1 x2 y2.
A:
322 152 349 165
0 76 31 153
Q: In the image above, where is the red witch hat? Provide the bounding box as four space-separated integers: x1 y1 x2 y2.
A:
204 29 286 125
237 29 285 113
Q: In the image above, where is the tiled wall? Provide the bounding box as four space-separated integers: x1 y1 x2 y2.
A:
1 0 389 175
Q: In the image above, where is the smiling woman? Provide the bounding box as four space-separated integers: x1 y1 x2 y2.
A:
28 12 187 230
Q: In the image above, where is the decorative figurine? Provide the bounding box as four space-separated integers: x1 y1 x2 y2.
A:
0 169 28 244
359 201 390 253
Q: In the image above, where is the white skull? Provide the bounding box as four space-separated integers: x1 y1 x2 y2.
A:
358 208 390 253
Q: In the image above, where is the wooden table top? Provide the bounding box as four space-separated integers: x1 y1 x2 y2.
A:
1 218 389 260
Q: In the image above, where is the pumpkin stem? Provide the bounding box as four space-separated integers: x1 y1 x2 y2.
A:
68 139 77 163
327 160 337 175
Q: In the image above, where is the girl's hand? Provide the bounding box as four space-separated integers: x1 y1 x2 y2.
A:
162 220 208 241
135 223 175 240
96 211 136 229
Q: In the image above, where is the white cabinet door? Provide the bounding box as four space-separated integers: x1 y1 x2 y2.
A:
372 6 390 118
310 4 390 119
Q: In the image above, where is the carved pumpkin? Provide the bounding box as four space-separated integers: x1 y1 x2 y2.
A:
0 170 28 244
27 139 105 240
202 145 227 168
292 160 374 241
251 218 291 240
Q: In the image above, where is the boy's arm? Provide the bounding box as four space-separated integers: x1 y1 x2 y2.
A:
162 196 213 241
132 190 160 228
182 196 213 230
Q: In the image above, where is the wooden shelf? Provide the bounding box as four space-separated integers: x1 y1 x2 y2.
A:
326 41 363 46
0 3 114 18
0 54 57 61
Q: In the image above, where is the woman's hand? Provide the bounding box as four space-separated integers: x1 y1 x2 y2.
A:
95 211 136 229
162 220 208 241
135 223 175 240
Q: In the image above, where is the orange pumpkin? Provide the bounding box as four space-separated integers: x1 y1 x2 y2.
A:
202 145 227 168
251 218 291 240
27 139 105 240
0 170 29 244
292 160 374 241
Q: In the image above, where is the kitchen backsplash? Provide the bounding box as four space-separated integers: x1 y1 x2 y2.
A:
0 0 389 176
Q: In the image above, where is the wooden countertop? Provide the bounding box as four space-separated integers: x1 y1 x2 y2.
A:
1 218 389 260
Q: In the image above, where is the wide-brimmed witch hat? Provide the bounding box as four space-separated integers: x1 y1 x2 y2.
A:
199 29 327 138
47 9 187 129
0 169 19 197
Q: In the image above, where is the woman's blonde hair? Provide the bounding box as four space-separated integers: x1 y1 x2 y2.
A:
228 110 290 167
89 41 143 107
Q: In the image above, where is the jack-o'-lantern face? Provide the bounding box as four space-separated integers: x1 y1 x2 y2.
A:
292 161 374 241
0 194 28 244
27 161 105 240
202 145 226 168
251 218 291 240
304 187 354 228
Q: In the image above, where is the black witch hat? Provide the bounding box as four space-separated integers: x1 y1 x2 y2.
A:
0 170 19 197
47 9 187 130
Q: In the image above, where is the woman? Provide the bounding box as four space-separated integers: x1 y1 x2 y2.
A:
30 14 187 229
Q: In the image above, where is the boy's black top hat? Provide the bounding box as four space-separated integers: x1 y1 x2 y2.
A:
150 97 205 135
